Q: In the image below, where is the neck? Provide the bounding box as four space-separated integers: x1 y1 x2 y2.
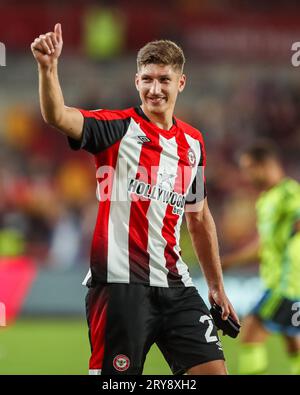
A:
265 168 285 190
141 105 174 130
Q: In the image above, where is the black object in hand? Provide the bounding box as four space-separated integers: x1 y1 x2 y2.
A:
210 304 240 338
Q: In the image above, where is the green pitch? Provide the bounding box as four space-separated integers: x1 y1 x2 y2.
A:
0 319 291 374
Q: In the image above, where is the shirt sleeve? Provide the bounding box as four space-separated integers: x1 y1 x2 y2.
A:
185 138 207 205
68 109 131 154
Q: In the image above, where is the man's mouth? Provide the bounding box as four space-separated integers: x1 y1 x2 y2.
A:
147 96 166 104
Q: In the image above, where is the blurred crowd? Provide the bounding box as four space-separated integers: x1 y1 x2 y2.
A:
0 0 299 270
0 107 96 267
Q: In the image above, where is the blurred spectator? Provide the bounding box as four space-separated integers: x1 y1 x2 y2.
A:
83 6 126 60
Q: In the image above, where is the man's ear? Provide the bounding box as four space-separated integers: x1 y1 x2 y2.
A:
135 73 140 91
178 74 186 93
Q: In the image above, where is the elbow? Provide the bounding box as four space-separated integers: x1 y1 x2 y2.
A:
41 111 63 129
186 209 205 233
41 113 52 126
186 217 204 235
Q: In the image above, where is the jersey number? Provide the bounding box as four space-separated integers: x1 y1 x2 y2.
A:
199 315 218 343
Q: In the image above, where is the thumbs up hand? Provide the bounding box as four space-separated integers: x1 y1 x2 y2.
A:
31 23 63 68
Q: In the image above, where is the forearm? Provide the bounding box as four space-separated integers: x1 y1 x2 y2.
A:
38 61 65 127
188 207 224 291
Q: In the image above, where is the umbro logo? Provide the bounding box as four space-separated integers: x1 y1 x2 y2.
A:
137 135 151 144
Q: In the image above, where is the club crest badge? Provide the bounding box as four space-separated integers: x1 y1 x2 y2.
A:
187 147 196 167
113 354 130 372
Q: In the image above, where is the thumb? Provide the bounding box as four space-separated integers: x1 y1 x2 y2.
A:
54 23 62 41
221 305 229 320
208 293 215 306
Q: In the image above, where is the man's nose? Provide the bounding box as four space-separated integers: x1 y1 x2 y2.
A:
149 80 161 95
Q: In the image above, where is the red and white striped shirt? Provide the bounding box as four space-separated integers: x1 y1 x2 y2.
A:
69 107 206 288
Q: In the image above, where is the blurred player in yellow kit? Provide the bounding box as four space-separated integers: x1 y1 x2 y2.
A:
223 140 300 374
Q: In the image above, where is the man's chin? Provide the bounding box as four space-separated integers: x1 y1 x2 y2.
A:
144 103 166 114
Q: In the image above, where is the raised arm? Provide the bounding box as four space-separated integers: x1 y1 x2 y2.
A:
185 198 239 323
31 23 83 140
